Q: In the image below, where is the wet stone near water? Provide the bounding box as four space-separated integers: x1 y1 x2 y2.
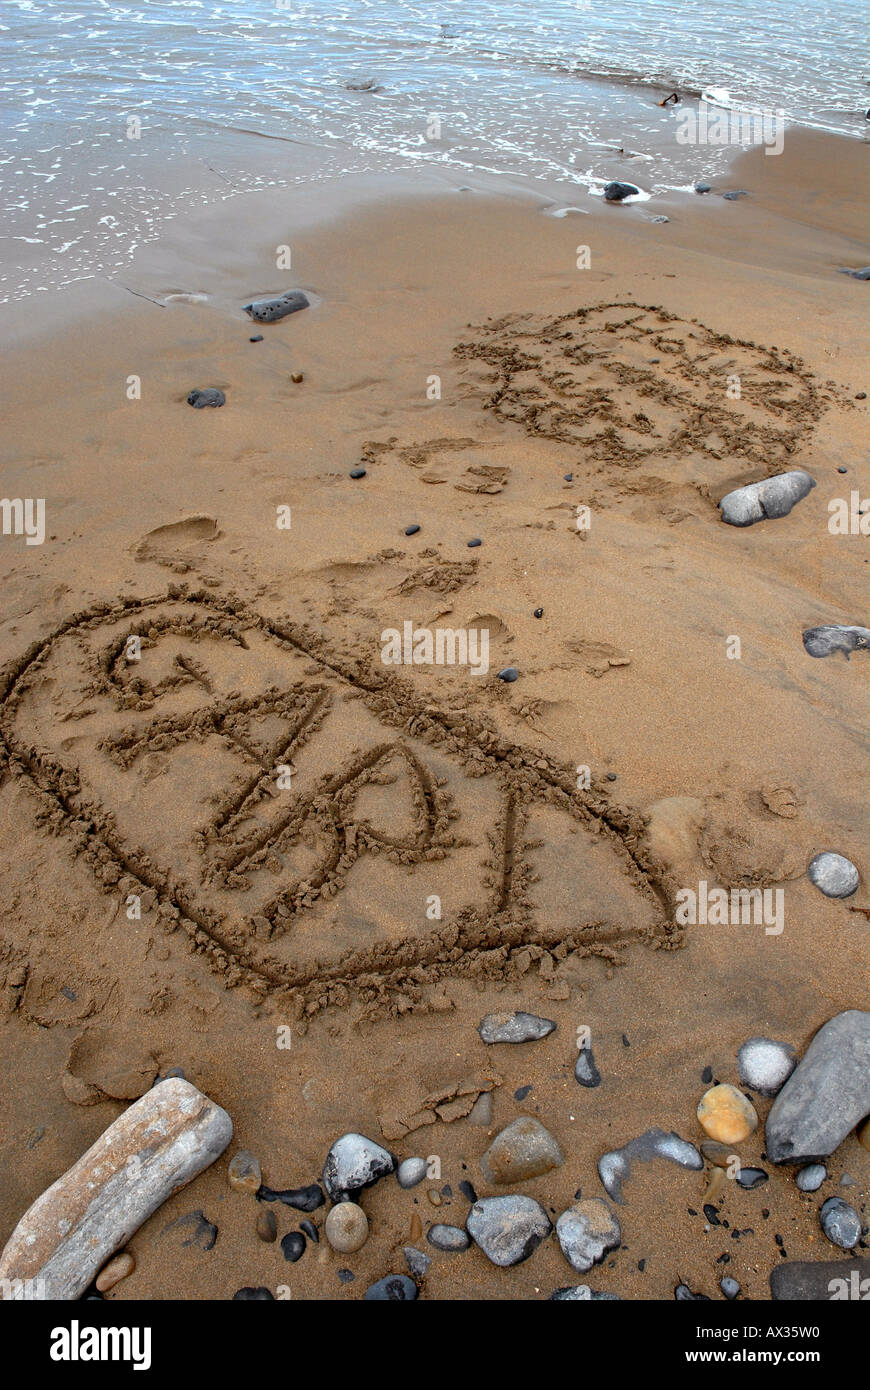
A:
243 289 310 322
604 181 640 201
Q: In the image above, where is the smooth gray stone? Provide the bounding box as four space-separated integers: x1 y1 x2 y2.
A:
807 851 859 899
550 1285 620 1300
820 1197 862 1249
0 1079 232 1300
720 1277 741 1299
322 1132 396 1202
802 625 870 660
477 1011 556 1044
556 1198 621 1273
796 1163 827 1192
598 1128 702 1203
765 1010 870 1163
426 1224 470 1252
719 469 815 526
737 1037 796 1096
574 1047 601 1088
603 181 640 201
771 1258 870 1299
396 1157 427 1190
243 290 309 323
466 1195 552 1267
364 1273 418 1300
838 267 870 280
403 1246 431 1278
187 388 225 408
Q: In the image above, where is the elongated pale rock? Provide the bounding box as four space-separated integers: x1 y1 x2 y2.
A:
0 1078 232 1300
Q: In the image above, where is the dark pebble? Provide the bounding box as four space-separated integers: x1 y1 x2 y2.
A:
563 473 573 481
187 388 225 408
838 467 847 473
533 608 544 618
364 1274 418 1301
574 1047 601 1089
243 289 310 322
256 1209 277 1243
233 1287 275 1300
404 524 421 536
280 1231 306 1262
337 1268 355 1284
514 1085 532 1101
622 1034 630 1047
606 772 617 782
695 182 712 194
349 468 366 479
856 393 867 400
604 181 640 202
441 1184 453 1198
249 335 264 343
722 190 750 200
258 1183 324 1212
675 1284 710 1300
838 267 870 280
736 1167 768 1190
704 1204 721 1226
638 1259 646 1272
300 1219 319 1243
467 537 482 548
497 666 519 682
459 1180 478 1203
574 1187 583 1200
701 1065 713 1083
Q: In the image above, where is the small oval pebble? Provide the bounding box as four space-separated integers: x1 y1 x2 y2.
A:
228 1149 262 1194
95 1252 135 1293
533 608 543 618
397 1157 427 1189
497 666 519 682
325 1201 368 1253
807 851 859 899
467 537 482 547
256 1208 277 1242
735 1166 768 1190
187 387 225 408
796 1164 826 1193
697 1084 758 1144
291 372 304 383
404 524 421 536
720 1277 740 1300
426 1224 470 1252
281 1231 306 1262
349 468 366 479
819 1196 861 1249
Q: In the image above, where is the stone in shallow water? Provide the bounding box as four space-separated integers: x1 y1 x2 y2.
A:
556 1199 621 1273
477 1011 556 1044
322 1132 396 1201
603 181 640 201
697 1084 758 1144
598 1128 702 1203
364 1274 418 1300
243 290 309 322
765 1010 870 1163
770 1258 870 1300
0 1078 231 1300
796 1163 826 1192
186 388 225 408
819 1197 862 1249
426 1224 470 1252
737 1037 796 1096
466 1195 552 1267
802 625 870 660
807 851 859 898
719 469 815 526
481 1117 563 1185
574 1047 601 1088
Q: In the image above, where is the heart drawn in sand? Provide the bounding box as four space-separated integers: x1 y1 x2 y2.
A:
0 590 674 1010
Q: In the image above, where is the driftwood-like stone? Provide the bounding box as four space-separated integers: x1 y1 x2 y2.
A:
0 1079 232 1300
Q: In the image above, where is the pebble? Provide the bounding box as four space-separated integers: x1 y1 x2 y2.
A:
95 1251 135 1293
735 1167 768 1190
478 1011 556 1044
257 1183 324 1212
550 1285 620 1300
563 473 573 482
186 388 225 409
701 1140 732 1168
466 1195 552 1267
337 1268 355 1284
802 625 870 660
722 190 750 200
403 1246 431 1278
765 1010 870 1163
497 666 519 682
556 1198 621 1273
857 392 867 400
426 1188 441 1207
603 181 640 201
233 1286 274 1300
324 1201 369 1253
599 1128 703 1203
397 1157 427 1189
737 1038 796 1096
300 1219 319 1243
0 1079 231 1300
697 1084 758 1144
459 1179 478 1203
719 469 815 526
695 182 712 194
243 289 310 322
533 608 544 618
467 537 482 547
349 468 366 479
796 1164 827 1193
322 1132 396 1201
364 1274 418 1300
249 335 264 342
819 1196 861 1249
650 215 669 223
228 1150 262 1195
514 1084 532 1101
256 1209 277 1242
280 1231 306 1262
409 1212 423 1243
807 851 859 898
404 524 421 536
467 1092 493 1126
574 1047 601 1088
838 266 870 281
720 1277 740 1300
290 372 304 383
481 1117 564 1185
675 1284 710 1300
427 1224 470 1252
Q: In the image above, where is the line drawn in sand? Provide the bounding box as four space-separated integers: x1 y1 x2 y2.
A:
0 588 680 1018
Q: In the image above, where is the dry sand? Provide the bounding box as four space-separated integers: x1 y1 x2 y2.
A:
0 128 867 1300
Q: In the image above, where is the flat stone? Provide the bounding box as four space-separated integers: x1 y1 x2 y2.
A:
735 1167 768 1189
770 1258 870 1300
322 1132 396 1201
807 851 859 898
364 1274 418 1300
426 1224 470 1252
233 1286 274 1300
720 1277 740 1299
697 1084 758 1144
257 1183 324 1212
186 388 225 408
765 1010 870 1163
403 1246 431 1278
838 267 870 280
796 1163 826 1192
574 1047 601 1088
497 666 519 682
243 290 310 323
737 1037 796 1096
719 470 815 526
802 625 870 660
0 1079 231 1299
466 1195 552 1267
820 1197 861 1249
477 1011 556 1044
325 1201 368 1253
396 1157 427 1189
481 1117 563 1185
228 1150 262 1195
256 1208 277 1242
556 1198 621 1273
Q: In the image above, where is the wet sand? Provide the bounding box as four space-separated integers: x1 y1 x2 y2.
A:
0 128 867 1300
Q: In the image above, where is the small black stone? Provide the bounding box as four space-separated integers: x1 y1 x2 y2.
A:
563 473 573 481
497 666 519 682
704 1204 721 1226
838 467 848 473
281 1231 306 1262
459 1180 477 1203
701 1065 713 1083
441 1184 453 1198
300 1219 319 1243
606 772 617 782
337 1268 355 1283
622 1034 630 1047
186 388 225 408
404 524 421 536
249 335 264 343
574 1187 583 1200
514 1085 532 1101
856 393 867 400
533 607 544 618
638 1259 646 1272
604 181 640 202
695 182 712 194
258 1184 325 1212
467 537 482 548
233 1287 274 1300
349 468 367 479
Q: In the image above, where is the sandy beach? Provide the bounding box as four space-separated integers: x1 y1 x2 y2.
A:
0 111 868 1306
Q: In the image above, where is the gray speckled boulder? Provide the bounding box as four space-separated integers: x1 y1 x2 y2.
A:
322 1132 396 1202
556 1198 621 1273
477 1011 556 1044
803 625 870 660
807 851 859 898
466 1195 552 1267
765 1010 870 1163
243 290 309 323
719 469 815 526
